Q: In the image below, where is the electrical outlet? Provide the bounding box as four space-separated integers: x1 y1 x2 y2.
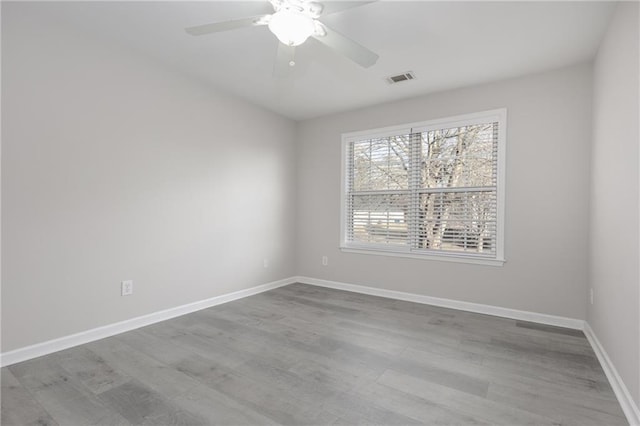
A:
590 288 594 305
263 259 269 268
121 280 133 296
322 256 328 266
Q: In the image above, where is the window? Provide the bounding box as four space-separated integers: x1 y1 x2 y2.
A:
341 109 506 266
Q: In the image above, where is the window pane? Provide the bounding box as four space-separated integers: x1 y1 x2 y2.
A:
420 123 496 189
343 111 504 263
349 194 409 245
417 191 496 254
352 135 410 191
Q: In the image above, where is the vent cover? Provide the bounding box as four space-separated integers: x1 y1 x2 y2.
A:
386 71 416 84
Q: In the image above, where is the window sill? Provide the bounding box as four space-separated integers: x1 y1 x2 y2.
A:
340 246 505 267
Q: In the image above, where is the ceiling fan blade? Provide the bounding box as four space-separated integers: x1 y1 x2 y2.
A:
321 1 376 16
274 43 296 78
185 15 270 36
312 24 378 68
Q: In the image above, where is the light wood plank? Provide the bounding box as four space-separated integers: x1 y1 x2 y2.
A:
1 283 628 425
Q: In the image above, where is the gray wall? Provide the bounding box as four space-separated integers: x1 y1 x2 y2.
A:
588 2 640 407
296 63 593 320
1 5 297 352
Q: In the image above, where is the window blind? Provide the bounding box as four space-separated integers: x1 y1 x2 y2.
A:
343 110 505 262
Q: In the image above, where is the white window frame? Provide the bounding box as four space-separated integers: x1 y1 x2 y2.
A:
340 108 507 266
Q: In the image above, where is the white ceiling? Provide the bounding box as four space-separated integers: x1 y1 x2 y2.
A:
33 1 614 120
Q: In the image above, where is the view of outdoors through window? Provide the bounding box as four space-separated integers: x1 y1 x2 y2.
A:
347 122 498 256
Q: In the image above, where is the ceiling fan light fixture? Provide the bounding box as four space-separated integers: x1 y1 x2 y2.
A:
268 9 315 46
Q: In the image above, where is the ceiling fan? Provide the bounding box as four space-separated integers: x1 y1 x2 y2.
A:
185 0 379 76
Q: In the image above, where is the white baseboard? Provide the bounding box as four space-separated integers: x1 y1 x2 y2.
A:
584 323 640 426
0 277 296 368
294 276 585 330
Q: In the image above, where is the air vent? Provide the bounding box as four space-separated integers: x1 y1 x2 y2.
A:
386 71 416 84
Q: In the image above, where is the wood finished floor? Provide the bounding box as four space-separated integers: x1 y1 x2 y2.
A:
1 283 628 426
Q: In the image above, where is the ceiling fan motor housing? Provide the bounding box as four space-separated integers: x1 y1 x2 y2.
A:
270 0 324 18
